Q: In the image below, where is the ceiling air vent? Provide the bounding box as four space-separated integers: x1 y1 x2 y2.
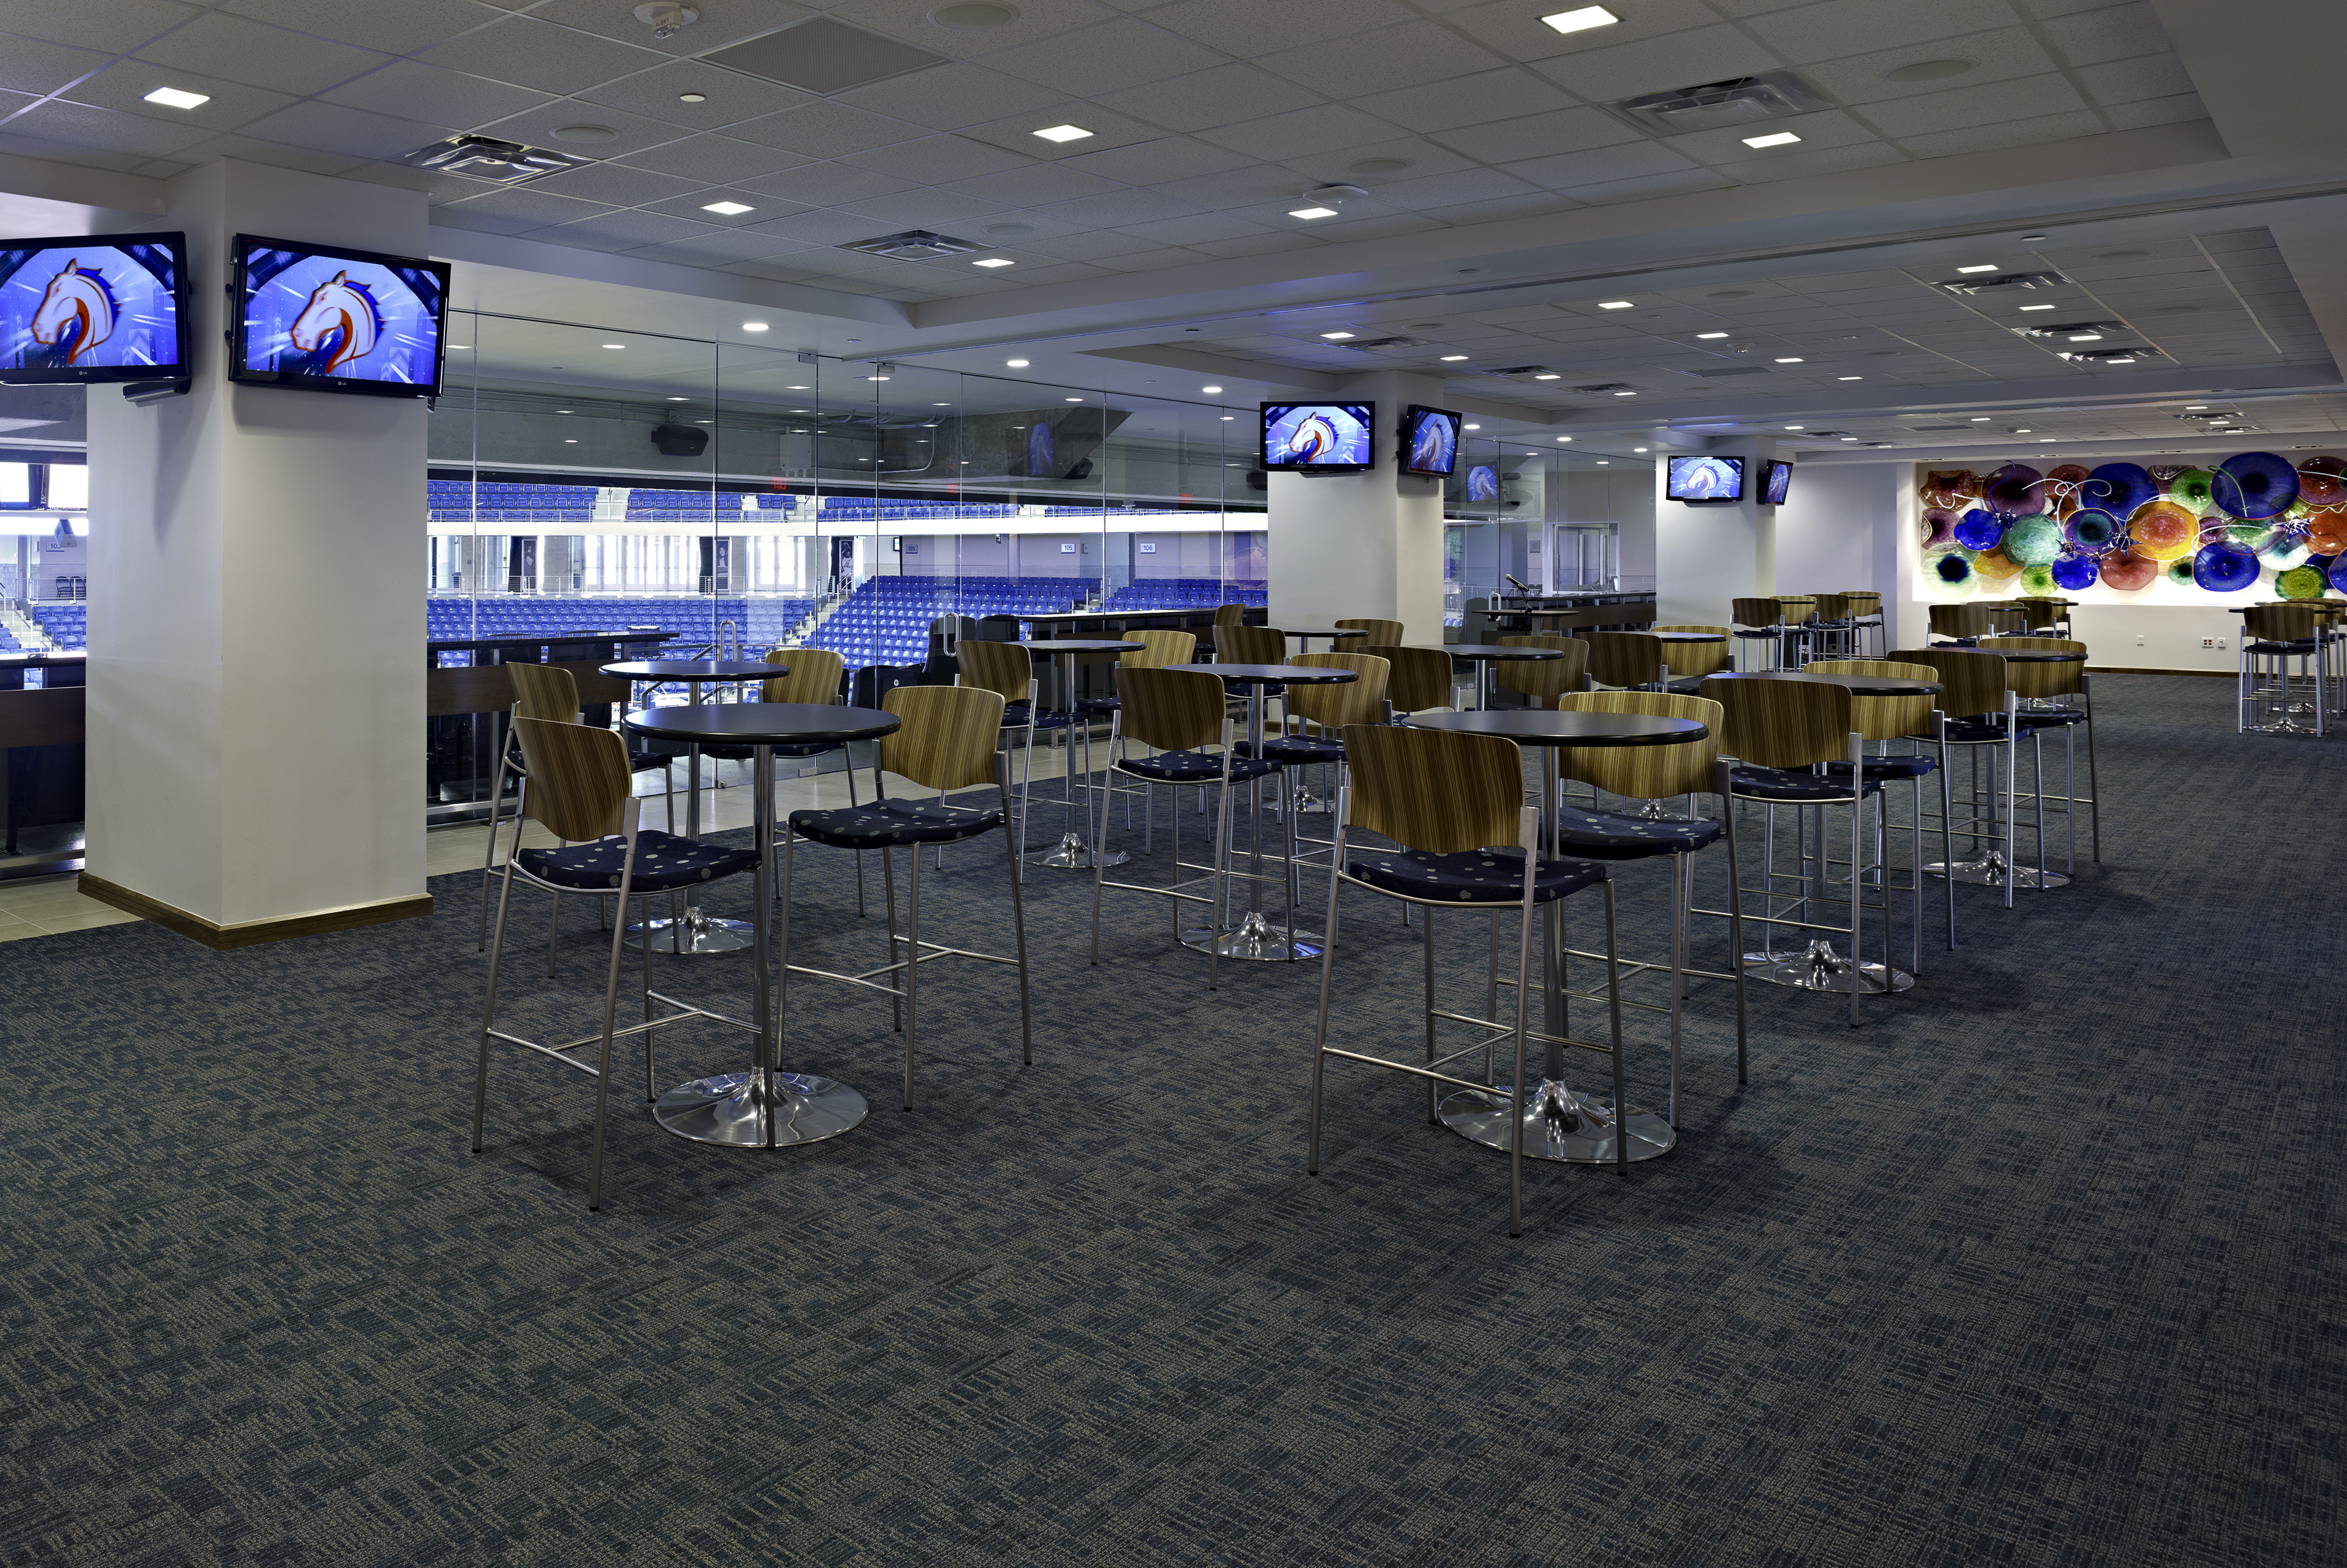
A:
1939 271 2066 296
1575 382 1636 394
2060 347 2161 365
1481 364 1552 377
2015 320 2127 339
1339 336 1421 350
841 229 978 260
394 135 594 184
1612 71 1831 135
703 15 948 95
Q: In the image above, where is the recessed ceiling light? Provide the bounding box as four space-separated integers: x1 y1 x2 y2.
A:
2185 404 2208 410
678 92 707 103
1006 358 1029 367
1596 459 1609 464
602 343 623 349
2067 332 2102 342
2020 233 2048 242
1463 423 1480 430
1032 124 1093 143
1971 416 1991 421
1775 357 1803 363
1785 424 1803 429
556 409 573 413
1837 375 1862 381
1541 6 1618 36
1741 132 1801 148
1220 416 1233 421
868 375 890 381
1534 373 1561 380
1597 299 1634 309
2015 428 2032 434
741 321 768 331
786 386 808 390
564 438 577 443
1955 264 1998 274
668 396 688 402
2019 304 2056 312
1440 354 1469 362
702 200 753 215
1321 331 1355 339
1066 396 1083 402
1289 207 1340 220
1841 436 1859 441
1613 390 1637 396
1556 436 1571 442
1202 384 1222 393
972 257 1015 268
1696 332 1730 340
143 86 210 109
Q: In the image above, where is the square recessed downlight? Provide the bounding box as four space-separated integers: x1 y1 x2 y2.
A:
1696 331 1730 339
1597 299 1634 309
143 86 210 109
1005 358 1029 367
1775 357 1803 363
1534 373 1561 379
1956 264 1998 274
1032 124 1093 143
742 321 769 331
1612 389 1637 395
702 199 754 215
1289 206 1339 220
1541 6 1618 35
1741 132 1801 148
1440 354 1469 361
2019 304 2056 311
1320 331 1355 339
973 257 1014 267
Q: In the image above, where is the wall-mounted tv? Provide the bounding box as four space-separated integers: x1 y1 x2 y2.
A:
1464 464 1500 502
1261 402 1373 472
1761 458 1792 505
1398 404 1460 477
1667 455 1744 503
229 234 451 398
0 231 190 384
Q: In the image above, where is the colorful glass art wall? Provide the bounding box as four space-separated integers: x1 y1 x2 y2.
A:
1915 453 2347 601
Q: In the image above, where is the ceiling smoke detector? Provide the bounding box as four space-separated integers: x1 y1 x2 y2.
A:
393 135 595 184
1612 71 1829 135
635 2 700 38
840 228 979 259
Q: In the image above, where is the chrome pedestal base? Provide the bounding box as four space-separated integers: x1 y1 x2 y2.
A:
1181 909 1324 961
1439 1081 1675 1165
1925 852 2069 890
654 1069 868 1147
1743 939 1914 994
625 908 754 954
1024 830 1127 871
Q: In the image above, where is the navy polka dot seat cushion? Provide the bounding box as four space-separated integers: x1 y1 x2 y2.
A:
1004 704 1075 732
1113 750 1278 784
626 749 674 773
1727 765 1882 802
1549 806 1723 860
788 798 1003 850
1239 734 1344 766
517 830 757 893
1345 847 1607 904
1075 696 1120 715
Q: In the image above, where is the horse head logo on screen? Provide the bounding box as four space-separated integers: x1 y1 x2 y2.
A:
31 259 118 365
289 271 382 374
1283 413 1340 464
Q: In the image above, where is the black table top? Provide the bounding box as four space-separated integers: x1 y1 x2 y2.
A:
1654 632 1727 643
602 659 778 680
1995 651 2087 663
1712 671 1943 697
1447 644 1567 660
1166 662 1358 685
1409 710 1709 747
1280 627 1348 637
1017 639 1142 654
626 702 899 746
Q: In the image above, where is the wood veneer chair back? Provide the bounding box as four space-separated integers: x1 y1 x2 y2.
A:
1928 603 1993 640
881 686 1006 794
1284 652 1387 730
1114 667 1229 754
1361 646 1454 714
1337 724 1524 853
1653 625 1732 678
1993 637 2087 700
1494 634 1587 704
1217 624 1286 666
1214 603 1248 626
1122 629 1196 668
2245 603 2324 643
1732 597 1784 628
1554 691 1719 798
1805 659 1936 740
1892 647 2008 719
1584 630 1664 689
1775 595 1818 625
510 717 630 842
1698 675 1853 768
762 645 844 705
507 661 581 723
954 639 1034 705
1332 617 1403 651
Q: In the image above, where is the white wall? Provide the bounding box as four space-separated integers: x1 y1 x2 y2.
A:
1266 370 1446 644
1655 441 1776 627
1776 461 1906 646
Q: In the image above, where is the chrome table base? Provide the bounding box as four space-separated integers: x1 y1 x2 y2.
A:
625 908 755 955
1925 852 2069 890
654 1068 867 1148
1025 830 1127 871
1182 909 1324 962
1744 938 1913 994
1439 1080 1676 1165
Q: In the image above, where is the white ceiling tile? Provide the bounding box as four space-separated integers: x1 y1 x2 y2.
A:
729 207 891 245
730 98 927 157
239 100 459 159
1707 141 1910 183
627 231 806 265
1146 0 1414 57
322 60 551 129
61 61 298 135
1114 212 1273 244
1295 211 1444 242
1197 104 1399 160
839 133 1034 183
1030 188 1211 227
2073 53 2193 107
1500 140 1702 189
973 260 1115 285
1554 168 1734 206
1280 137 1482 185
1092 63 1323 135
1016 230 1163 259
957 103 1160 158
1745 0 2025 62
1532 25 1784 103
737 160 917 204
831 61 1064 130
416 16 665 96
219 0 497 57
2038 1 2173 65
473 102 692 159
833 189 1007 228
430 202 541 235
983 17 1227 96
1660 108 1883 165
1428 106 1644 165
938 163 1126 207
1351 69 1582 135
151 131 373 178
134 12 391 97
1414 192 1583 225
619 135 811 182
1254 23 1508 99
1893 109 2109 158
1860 72 2090 139
524 0 817 57
2102 91 2202 130
1184 229 1320 257
824 0 1119 62
1444 0 1722 65
435 185 617 225
1147 165 1307 209
0 36 107 98
510 160 708 208
2010 0 2131 16
0 0 200 53
571 60 813 130
0 139 167 173
1350 167 1542 211
1057 137 1254 185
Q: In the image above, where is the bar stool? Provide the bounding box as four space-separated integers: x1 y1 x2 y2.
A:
1090 665 1282 988
1892 647 2041 906
1928 603 1993 645
1256 650 1390 876
778 685 1034 1112
1096 630 1197 828
1993 636 2100 864
1731 598 1789 670
2240 604 2327 737
699 649 871 903
1583 630 1668 692
1806 593 1853 660
1698 673 1882 1026
1306 721 1623 1236
472 717 762 1210
1806 659 1953 967
956 639 1074 873
1840 592 1885 657
1494 634 1588 708
1653 625 1733 689
1774 595 1818 663
1361 644 1457 718
1332 617 1403 654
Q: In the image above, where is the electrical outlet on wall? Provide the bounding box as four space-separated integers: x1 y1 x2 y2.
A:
2216 637 2226 649
2203 636 2214 647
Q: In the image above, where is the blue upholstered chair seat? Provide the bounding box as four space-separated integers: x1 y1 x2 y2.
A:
1727 764 1880 801
1075 696 1120 715
2016 708 2089 728
1114 750 1278 784
2246 638 2317 655
1937 713 2076 743
788 798 1002 849
1003 703 1075 732
1733 627 1783 640
626 749 673 774
697 740 847 761
516 831 757 893
1345 847 1607 904
1240 734 1345 766
1549 806 1723 860
1822 754 1939 780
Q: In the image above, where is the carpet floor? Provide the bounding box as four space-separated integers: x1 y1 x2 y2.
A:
1 674 2338 1566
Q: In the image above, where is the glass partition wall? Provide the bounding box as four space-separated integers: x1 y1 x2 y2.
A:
1443 438 1655 623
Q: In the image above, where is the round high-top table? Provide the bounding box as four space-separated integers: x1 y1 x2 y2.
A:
1165 662 1359 961
604 659 779 956
1016 639 1141 871
1446 643 1569 710
1405 708 1708 1165
1706 670 1942 698
623 702 900 1150
1654 631 1727 643
1282 627 1350 652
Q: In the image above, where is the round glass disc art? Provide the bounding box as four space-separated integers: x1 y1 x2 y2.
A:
2099 547 2159 592
2274 564 2328 599
2049 553 2100 592
1952 509 2005 550
2003 512 2064 566
2190 540 2260 592
2081 462 2156 518
2213 451 2301 520
2129 501 2199 561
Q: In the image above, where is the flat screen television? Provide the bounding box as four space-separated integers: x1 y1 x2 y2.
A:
0 231 190 384
1261 402 1373 472
1761 459 1792 505
1464 464 1500 502
1398 404 1460 477
229 234 451 398
1667 455 1744 503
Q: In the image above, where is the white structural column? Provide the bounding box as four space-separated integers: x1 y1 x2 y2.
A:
1655 438 1778 628
1265 370 1447 644
84 159 429 944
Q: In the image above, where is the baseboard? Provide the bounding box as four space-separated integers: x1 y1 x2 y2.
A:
76 874 433 951
2084 665 2232 677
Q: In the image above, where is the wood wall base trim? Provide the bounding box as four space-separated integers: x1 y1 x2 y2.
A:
75 874 433 951
2083 665 2232 678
